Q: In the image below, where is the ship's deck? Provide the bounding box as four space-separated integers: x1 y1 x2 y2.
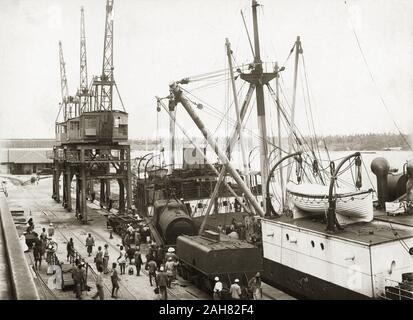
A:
264 209 413 246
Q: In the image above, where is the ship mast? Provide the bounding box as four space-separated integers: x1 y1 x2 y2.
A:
274 62 285 210
225 38 250 190
240 0 276 214
287 36 302 178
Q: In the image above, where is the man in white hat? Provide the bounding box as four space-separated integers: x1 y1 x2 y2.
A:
156 266 168 300
126 223 134 235
213 276 223 300
48 222 55 237
230 278 242 300
165 247 177 262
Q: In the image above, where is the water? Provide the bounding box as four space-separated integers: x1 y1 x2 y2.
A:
132 147 413 187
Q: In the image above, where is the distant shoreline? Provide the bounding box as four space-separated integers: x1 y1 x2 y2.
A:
0 133 411 152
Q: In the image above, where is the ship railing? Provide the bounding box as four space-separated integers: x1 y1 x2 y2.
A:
374 276 413 300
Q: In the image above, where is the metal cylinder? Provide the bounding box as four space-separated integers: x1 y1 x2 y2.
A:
387 173 407 201
158 203 197 244
371 157 390 209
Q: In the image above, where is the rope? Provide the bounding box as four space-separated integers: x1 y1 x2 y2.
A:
240 9 255 58
344 0 412 151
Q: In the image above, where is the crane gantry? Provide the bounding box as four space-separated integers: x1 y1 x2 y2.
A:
53 0 131 224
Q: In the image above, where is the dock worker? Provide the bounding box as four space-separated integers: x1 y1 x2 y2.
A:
92 266 104 300
103 244 110 274
26 218 34 233
40 228 48 258
230 279 242 300
73 262 85 299
134 249 143 276
126 245 135 264
48 223 54 237
71 260 80 296
148 242 157 258
248 272 262 300
146 256 158 287
33 237 43 270
156 266 168 300
95 246 104 271
213 277 223 300
117 246 127 275
66 238 75 263
85 233 95 257
111 262 121 299
165 247 178 262
165 257 176 288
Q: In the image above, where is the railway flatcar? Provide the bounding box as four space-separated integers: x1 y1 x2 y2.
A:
176 232 263 298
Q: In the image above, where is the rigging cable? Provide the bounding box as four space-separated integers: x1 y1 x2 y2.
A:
344 0 412 151
240 9 255 58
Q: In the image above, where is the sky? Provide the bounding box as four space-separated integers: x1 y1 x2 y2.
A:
0 0 413 140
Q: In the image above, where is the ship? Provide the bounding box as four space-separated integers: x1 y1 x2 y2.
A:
156 0 413 300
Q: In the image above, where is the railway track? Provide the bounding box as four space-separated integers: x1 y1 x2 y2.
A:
23 188 285 300
28 196 181 300
26 252 58 300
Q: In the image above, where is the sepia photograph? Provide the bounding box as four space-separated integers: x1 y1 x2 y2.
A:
0 0 413 310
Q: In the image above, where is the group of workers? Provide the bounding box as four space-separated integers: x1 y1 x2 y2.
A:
213 272 262 300
145 245 179 300
28 216 262 301
26 220 56 271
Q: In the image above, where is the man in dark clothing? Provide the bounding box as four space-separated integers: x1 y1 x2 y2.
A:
66 238 74 263
146 257 157 287
72 263 85 299
85 234 95 257
39 228 47 258
126 245 135 264
134 249 143 276
33 238 43 270
248 272 262 300
156 266 168 300
95 246 104 271
71 259 80 295
103 244 110 274
111 262 120 298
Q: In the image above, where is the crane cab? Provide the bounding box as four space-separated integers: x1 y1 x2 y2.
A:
55 110 128 145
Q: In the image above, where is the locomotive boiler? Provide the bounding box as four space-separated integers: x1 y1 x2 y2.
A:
152 199 197 244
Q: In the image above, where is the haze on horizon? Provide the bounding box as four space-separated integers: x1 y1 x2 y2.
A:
0 0 412 141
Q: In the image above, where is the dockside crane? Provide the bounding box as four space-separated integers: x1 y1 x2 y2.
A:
93 0 115 111
53 0 131 223
77 6 91 113
58 41 78 121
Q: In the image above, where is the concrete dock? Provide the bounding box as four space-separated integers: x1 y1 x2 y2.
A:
0 175 294 300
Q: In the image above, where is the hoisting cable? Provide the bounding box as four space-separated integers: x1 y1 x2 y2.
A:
344 0 413 151
240 9 255 58
114 82 126 112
